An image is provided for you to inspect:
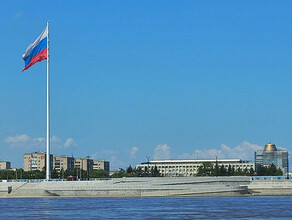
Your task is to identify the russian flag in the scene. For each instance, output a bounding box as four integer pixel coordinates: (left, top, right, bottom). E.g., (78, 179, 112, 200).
(22, 26, 48, 71)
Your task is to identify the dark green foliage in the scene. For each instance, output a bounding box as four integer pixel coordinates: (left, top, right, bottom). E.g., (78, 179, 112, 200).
(0, 168, 110, 180)
(227, 165, 232, 176)
(0, 170, 16, 180)
(152, 165, 160, 177)
(219, 165, 227, 176)
(20, 170, 45, 179)
(136, 167, 143, 177)
(214, 161, 219, 176)
(276, 168, 283, 176)
(126, 165, 133, 174)
(51, 169, 59, 178)
(143, 166, 149, 177)
(197, 162, 213, 176)
(111, 172, 137, 178)
(257, 164, 283, 176)
(197, 163, 255, 177)
(89, 169, 109, 178)
(270, 164, 277, 175)
(111, 165, 161, 178)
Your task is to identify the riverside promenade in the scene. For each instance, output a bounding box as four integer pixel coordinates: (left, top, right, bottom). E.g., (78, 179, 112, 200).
(0, 176, 250, 198)
(248, 179, 292, 196)
(1, 176, 292, 198)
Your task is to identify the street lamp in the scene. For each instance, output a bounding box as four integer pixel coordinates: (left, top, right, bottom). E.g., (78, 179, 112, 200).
(146, 156, 150, 177)
(215, 155, 218, 177)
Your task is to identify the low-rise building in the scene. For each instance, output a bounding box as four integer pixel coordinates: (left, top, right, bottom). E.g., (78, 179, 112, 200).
(136, 159, 255, 177)
(53, 156, 74, 172)
(23, 152, 53, 172)
(74, 158, 93, 171)
(93, 160, 110, 171)
(0, 161, 11, 170)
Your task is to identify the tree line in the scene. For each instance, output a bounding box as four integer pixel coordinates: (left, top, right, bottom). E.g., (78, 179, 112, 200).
(111, 165, 160, 178)
(256, 164, 283, 176)
(197, 162, 282, 176)
(0, 168, 109, 180)
(0, 163, 283, 180)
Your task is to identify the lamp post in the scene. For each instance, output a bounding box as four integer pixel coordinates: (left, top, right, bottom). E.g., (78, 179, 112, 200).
(146, 156, 150, 177)
(86, 156, 91, 180)
(215, 155, 218, 177)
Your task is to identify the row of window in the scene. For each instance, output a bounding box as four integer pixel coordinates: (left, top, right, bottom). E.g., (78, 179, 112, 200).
(144, 164, 254, 169)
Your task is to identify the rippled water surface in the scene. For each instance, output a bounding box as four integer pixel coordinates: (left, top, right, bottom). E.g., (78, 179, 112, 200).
(0, 197, 292, 219)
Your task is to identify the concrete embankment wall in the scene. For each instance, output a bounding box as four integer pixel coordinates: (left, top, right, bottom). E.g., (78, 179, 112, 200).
(248, 180, 292, 196)
(0, 176, 250, 198)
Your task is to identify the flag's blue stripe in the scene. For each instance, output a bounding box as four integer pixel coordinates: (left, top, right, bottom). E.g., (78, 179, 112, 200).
(23, 37, 47, 67)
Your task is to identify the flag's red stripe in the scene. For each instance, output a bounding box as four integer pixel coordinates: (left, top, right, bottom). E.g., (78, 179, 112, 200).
(22, 48, 47, 72)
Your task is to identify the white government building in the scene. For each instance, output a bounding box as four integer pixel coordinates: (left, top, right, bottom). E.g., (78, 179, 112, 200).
(136, 159, 255, 177)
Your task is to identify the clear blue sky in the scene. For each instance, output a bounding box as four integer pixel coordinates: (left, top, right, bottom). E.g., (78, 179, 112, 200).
(1, 1, 292, 169)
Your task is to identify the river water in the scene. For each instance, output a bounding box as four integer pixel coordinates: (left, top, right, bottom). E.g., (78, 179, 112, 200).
(0, 197, 291, 219)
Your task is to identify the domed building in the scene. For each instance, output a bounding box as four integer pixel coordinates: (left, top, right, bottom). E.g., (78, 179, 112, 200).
(255, 143, 288, 176)
(264, 143, 277, 152)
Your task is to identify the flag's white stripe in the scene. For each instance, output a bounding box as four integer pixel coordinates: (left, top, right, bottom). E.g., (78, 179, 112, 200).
(23, 26, 48, 59)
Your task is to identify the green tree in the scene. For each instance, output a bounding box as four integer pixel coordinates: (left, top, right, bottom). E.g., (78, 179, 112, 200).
(219, 165, 227, 176)
(237, 167, 246, 176)
(270, 164, 277, 176)
(197, 162, 214, 176)
(150, 166, 154, 177)
(257, 164, 282, 176)
(51, 169, 59, 179)
(152, 165, 160, 177)
(214, 162, 219, 176)
(111, 172, 137, 178)
(126, 165, 133, 174)
(64, 169, 75, 178)
(244, 167, 248, 176)
(136, 167, 143, 177)
(144, 166, 149, 177)
(89, 169, 109, 178)
(276, 168, 283, 176)
(227, 165, 232, 176)
(0, 170, 15, 180)
(111, 172, 127, 178)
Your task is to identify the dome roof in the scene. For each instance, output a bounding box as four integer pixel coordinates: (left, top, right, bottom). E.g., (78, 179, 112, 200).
(264, 143, 277, 152)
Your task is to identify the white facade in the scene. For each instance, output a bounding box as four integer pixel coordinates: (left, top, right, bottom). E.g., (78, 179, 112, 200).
(136, 159, 255, 177)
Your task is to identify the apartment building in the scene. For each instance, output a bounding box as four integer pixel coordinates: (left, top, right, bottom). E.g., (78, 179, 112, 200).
(0, 161, 11, 170)
(23, 152, 53, 172)
(74, 158, 93, 171)
(93, 160, 110, 171)
(53, 156, 74, 172)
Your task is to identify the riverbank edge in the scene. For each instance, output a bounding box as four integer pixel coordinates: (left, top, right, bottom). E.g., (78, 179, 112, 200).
(0, 177, 291, 198)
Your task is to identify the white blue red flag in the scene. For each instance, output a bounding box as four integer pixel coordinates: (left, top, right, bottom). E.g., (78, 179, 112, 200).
(22, 26, 48, 71)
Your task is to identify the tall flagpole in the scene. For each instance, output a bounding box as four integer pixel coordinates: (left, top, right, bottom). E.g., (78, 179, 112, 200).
(46, 20, 50, 180)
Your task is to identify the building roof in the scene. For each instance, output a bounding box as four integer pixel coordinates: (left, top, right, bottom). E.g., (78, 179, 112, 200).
(264, 143, 277, 152)
(140, 159, 251, 164)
